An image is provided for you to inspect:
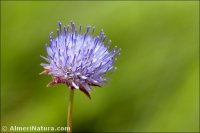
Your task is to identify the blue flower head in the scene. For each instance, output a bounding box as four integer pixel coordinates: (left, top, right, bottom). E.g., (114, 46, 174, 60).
(40, 21, 121, 98)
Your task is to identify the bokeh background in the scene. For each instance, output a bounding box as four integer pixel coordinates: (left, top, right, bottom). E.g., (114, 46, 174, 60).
(1, 1, 199, 132)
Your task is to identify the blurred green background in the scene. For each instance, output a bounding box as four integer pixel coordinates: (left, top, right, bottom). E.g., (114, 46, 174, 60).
(1, 1, 199, 132)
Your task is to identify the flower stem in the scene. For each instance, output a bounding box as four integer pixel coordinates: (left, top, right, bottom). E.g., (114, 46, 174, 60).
(67, 89, 74, 133)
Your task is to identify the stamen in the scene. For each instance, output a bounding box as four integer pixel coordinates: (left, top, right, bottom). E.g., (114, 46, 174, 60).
(86, 26, 91, 34)
(102, 35, 106, 42)
(50, 32, 53, 47)
(79, 25, 82, 34)
(92, 27, 95, 35)
(57, 29, 59, 37)
(70, 21, 75, 33)
(64, 26, 67, 36)
(58, 21, 62, 34)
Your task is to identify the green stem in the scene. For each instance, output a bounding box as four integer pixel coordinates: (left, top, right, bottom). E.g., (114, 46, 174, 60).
(67, 89, 74, 133)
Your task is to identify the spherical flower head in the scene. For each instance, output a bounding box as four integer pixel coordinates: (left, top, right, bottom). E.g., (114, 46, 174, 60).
(40, 21, 121, 98)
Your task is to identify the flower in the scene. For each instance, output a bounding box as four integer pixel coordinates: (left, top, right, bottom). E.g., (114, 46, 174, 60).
(40, 21, 121, 98)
